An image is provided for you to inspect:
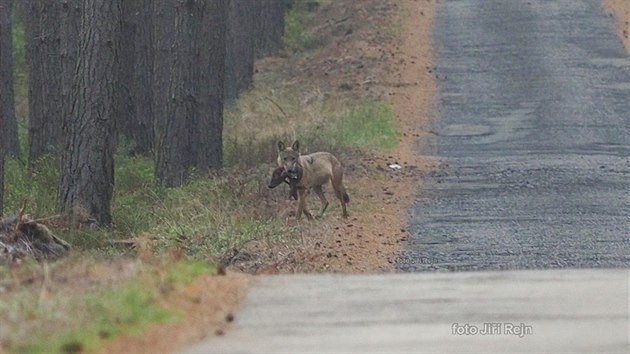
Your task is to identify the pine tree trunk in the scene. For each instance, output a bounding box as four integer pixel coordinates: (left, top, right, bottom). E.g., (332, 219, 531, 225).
(115, 0, 136, 149)
(58, 0, 121, 227)
(254, 0, 287, 58)
(24, 0, 62, 163)
(155, 0, 226, 187)
(225, 0, 255, 103)
(118, 0, 154, 156)
(0, 0, 19, 157)
(130, 0, 154, 155)
(153, 0, 176, 170)
(196, 0, 226, 172)
(60, 0, 80, 136)
(0, 151, 4, 215)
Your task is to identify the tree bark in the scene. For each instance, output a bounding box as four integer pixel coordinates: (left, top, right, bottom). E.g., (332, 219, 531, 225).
(155, 0, 226, 187)
(115, 0, 136, 149)
(117, 0, 154, 156)
(58, 0, 121, 227)
(254, 0, 287, 58)
(196, 0, 226, 172)
(153, 0, 176, 169)
(60, 0, 80, 136)
(0, 0, 19, 157)
(0, 151, 4, 215)
(130, 0, 154, 155)
(24, 0, 63, 163)
(224, 0, 255, 103)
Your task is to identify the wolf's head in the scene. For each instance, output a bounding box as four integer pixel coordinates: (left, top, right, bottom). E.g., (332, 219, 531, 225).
(277, 140, 301, 179)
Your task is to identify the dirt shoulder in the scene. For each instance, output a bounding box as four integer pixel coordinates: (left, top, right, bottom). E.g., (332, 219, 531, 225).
(320, 0, 438, 273)
(602, 0, 630, 51)
(98, 271, 251, 354)
(227, 0, 437, 274)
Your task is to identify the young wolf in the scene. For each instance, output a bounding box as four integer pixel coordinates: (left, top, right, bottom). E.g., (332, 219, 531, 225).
(277, 140, 349, 220)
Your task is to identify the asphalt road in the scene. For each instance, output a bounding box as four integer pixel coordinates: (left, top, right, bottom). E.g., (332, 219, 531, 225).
(404, 0, 630, 271)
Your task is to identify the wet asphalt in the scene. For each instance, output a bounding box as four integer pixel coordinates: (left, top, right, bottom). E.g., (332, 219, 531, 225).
(404, 0, 630, 271)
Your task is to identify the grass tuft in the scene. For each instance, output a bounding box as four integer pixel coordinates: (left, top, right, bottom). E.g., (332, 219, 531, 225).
(3, 154, 58, 217)
(332, 102, 398, 152)
(284, 4, 321, 53)
(167, 261, 216, 286)
(14, 277, 178, 354)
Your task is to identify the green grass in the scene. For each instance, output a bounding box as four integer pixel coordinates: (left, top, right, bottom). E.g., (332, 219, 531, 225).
(111, 154, 159, 235)
(332, 102, 398, 152)
(167, 261, 216, 286)
(3, 154, 58, 217)
(144, 169, 287, 256)
(2, 150, 289, 260)
(9, 261, 215, 354)
(3, 261, 214, 354)
(12, 7, 26, 82)
(223, 74, 399, 168)
(284, 4, 321, 53)
(12, 7, 28, 123)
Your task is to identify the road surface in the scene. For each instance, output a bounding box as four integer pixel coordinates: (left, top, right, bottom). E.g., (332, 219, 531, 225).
(405, 0, 630, 271)
(183, 270, 629, 353)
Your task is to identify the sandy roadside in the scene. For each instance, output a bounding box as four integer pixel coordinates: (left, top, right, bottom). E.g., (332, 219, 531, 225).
(300, 0, 437, 273)
(602, 0, 630, 52)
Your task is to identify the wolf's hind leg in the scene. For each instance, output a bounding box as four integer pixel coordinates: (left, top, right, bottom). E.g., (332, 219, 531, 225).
(313, 185, 329, 217)
(331, 173, 349, 218)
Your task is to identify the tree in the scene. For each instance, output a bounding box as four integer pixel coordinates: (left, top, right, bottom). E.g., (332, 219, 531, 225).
(115, 0, 136, 150)
(254, 0, 287, 58)
(58, 0, 121, 226)
(153, 0, 176, 166)
(59, 0, 81, 135)
(114, 0, 154, 156)
(196, 0, 226, 173)
(0, 0, 19, 157)
(0, 151, 3, 215)
(23, 0, 63, 164)
(129, 0, 154, 155)
(0, 0, 15, 214)
(155, 0, 226, 187)
(224, 0, 255, 103)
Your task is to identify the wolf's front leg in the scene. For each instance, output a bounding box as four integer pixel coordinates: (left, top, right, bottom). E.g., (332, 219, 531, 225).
(296, 188, 313, 220)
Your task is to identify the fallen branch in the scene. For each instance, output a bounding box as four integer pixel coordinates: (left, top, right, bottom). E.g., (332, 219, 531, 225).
(0, 214, 71, 265)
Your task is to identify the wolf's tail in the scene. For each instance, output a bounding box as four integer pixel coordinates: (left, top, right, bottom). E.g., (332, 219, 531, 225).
(343, 192, 350, 203)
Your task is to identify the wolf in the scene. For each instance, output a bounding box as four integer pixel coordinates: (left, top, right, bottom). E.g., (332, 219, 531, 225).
(276, 140, 349, 220)
(267, 166, 299, 200)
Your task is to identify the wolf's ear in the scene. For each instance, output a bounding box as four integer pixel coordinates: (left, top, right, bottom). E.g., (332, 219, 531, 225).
(277, 141, 286, 151)
(291, 140, 300, 153)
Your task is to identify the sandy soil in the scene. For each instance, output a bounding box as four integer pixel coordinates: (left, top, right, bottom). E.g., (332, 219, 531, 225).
(99, 271, 251, 354)
(602, 0, 630, 51)
(226, 0, 437, 275)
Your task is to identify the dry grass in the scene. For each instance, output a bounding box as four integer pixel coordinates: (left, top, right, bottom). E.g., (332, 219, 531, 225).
(0, 257, 227, 353)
